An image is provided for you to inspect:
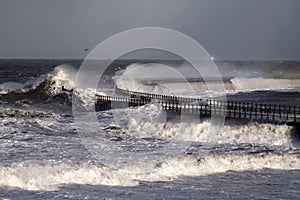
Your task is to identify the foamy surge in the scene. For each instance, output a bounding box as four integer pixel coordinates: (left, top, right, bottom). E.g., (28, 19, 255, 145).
(73, 88, 107, 109)
(1, 153, 299, 191)
(49, 65, 76, 95)
(0, 65, 76, 96)
(123, 106, 296, 146)
(135, 121, 295, 146)
(0, 82, 24, 94)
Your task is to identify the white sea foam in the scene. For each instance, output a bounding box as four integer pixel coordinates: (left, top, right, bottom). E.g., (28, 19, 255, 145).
(0, 82, 24, 94)
(0, 162, 137, 191)
(73, 88, 107, 109)
(50, 65, 77, 94)
(123, 109, 295, 146)
(0, 65, 76, 96)
(1, 153, 299, 191)
(181, 122, 291, 146)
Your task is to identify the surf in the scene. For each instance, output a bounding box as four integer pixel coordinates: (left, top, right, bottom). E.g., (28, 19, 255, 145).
(0, 65, 76, 104)
(1, 153, 299, 191)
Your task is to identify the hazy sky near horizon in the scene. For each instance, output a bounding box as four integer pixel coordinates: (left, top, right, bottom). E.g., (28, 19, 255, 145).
(0, 0, 300, 60)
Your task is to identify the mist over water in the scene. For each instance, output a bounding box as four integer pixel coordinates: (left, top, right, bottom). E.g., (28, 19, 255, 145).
(114, 61, 300, 98)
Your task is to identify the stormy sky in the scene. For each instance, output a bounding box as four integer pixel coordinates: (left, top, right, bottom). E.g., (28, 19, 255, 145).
(0, 0, 300, 60)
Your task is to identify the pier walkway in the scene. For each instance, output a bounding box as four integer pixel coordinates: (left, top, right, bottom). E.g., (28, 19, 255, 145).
(95, 87, 300, 129)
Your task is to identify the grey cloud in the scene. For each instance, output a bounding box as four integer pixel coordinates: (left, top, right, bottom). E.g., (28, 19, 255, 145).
(0, 0, 299, 60)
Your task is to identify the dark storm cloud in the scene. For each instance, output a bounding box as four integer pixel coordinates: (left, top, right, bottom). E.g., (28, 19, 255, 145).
(0, 0, 299, 60)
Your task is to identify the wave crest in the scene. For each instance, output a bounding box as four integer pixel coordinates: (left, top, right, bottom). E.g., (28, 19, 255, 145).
(0, 65, 76, 103)
(1, 153, 300, 191)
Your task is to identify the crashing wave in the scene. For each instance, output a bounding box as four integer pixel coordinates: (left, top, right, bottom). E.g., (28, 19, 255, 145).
(0, 65, 76, 103)
(1, 153, 299, 191)
(108, 108, 297, 147)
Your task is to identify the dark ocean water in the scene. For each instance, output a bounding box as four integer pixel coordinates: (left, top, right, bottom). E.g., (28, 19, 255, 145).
(0, 59, 300, 199)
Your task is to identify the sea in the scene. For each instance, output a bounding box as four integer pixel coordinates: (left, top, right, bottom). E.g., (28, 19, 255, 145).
(0, 59, 300, 199)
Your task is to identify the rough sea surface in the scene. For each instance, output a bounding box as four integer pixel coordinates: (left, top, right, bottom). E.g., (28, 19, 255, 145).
(0, 59, 300, 199)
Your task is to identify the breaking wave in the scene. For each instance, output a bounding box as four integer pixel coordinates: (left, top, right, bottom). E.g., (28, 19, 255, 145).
(0, 65, 76, 104)
(0, 65, 109, 111)
(112, 106, 298, 147)
(1, 65, 75, 95)
(1, 63, 299, 105)
(1, 153, 299, 191)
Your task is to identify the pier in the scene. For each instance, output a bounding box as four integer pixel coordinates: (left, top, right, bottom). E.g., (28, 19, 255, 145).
(95, 86, 300, 134)
(134, 77, 233, 85)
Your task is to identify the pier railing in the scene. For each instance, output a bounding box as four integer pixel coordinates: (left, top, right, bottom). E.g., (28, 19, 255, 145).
(95, 87, 300, 124)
